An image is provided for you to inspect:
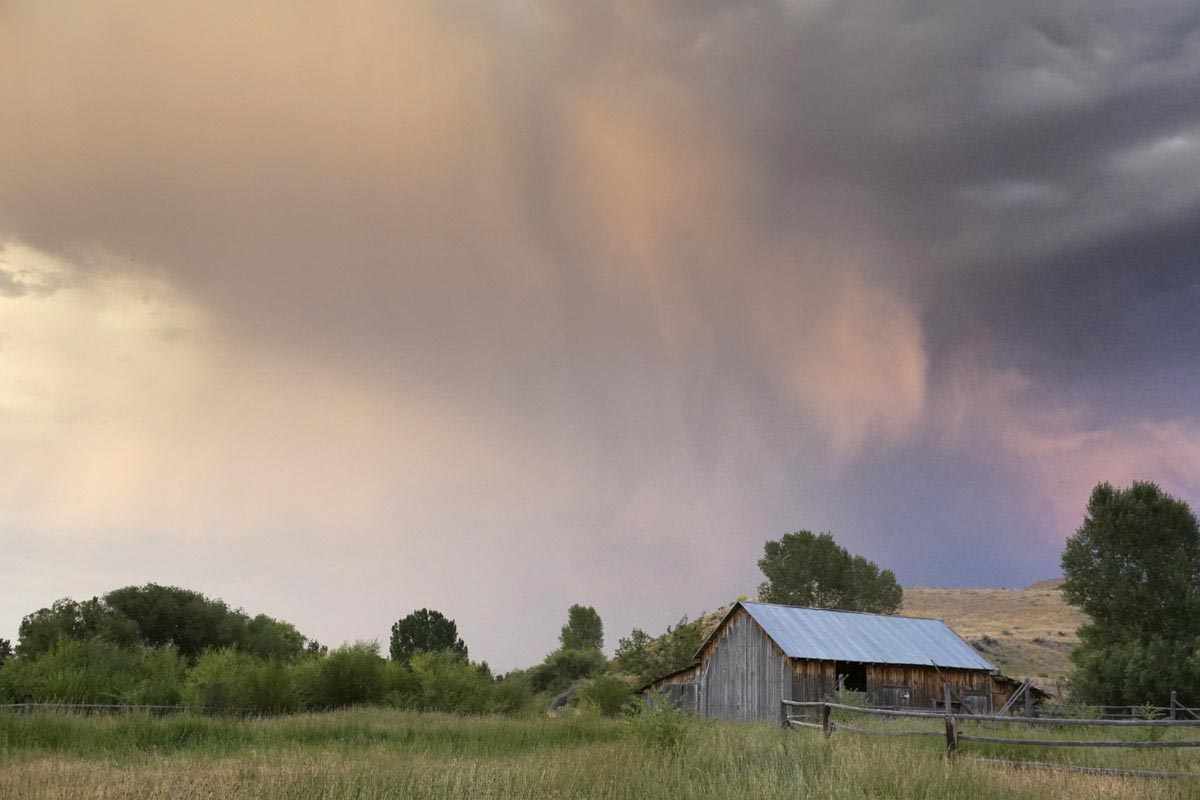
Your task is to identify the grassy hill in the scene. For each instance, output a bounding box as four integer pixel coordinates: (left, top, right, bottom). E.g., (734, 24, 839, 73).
(901, 584, 1086, 691)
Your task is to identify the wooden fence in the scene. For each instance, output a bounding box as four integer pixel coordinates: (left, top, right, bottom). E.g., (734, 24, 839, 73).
(0, 703, 190, 715)
(781, 695, 1200, 780)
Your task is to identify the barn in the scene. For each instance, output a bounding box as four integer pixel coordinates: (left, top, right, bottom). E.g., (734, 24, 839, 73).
(642, 601, 1013, 721)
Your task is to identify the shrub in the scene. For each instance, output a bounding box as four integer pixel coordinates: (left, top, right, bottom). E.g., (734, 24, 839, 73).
(490, 671, 535, 716)
(302, 641, 386, 709)
(0, 639, 185, 705)
(406, 651, 492, 713)
(184, 649, 303, 714)
(530, 648, 607, 695)
(627, 698, 688, 750)
(578, 674, 633, 717)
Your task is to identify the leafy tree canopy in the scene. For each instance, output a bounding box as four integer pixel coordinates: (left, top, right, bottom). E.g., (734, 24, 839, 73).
(389, 608, 468, 665)
(615, 616, 702, 685)
(15, 584, 316, 662)
(559, 604, 603, 651)
(757, 531, 902, 614)
(1061, 481, 1200, 705)
(0, 638, 11, 667)
(529, 647, 607, 695)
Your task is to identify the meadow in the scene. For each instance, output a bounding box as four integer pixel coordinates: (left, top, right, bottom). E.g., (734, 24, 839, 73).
(2, 707, 1198, 800)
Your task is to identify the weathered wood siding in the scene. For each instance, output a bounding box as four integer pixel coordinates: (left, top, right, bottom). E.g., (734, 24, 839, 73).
(698, 607, 792, 721)
(865, 664, 994, 710)
(643, 665, 700, 714)
(661, 667, 699, 687)
(791, 659, 837, 703)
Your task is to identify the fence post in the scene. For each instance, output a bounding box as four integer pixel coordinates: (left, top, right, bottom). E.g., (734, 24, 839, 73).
(1023, 682, 1033, 718)
(1171, 691, 1178, 720)
(943, 684, 958, 756)
(779, 700, 788, 729)
(822, 702, 832, 738)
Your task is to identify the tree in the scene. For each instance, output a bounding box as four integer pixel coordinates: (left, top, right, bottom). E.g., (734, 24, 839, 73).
(1061, 481, 1200, 705)
(389, 608, 468, 665)
(615, 617, 702, 684)
(757, 531, 902, 614)
(528, 647, 607, 694)
(15, 585, 316, 661)
(0, 638, 11, 667)
(614, 628, 654, 681)
(16, 597, 138, 659)
(559, 604, 603, 651)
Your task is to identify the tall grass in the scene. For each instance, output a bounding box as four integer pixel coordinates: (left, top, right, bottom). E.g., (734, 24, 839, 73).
(2, 707, 1197, 799)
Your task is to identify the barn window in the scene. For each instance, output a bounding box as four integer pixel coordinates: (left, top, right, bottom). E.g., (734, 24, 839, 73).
(834, 661, 867, 692)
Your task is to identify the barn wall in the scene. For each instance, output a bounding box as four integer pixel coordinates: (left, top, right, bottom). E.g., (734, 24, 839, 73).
(865, 664, 994, 711)
(698, 607, 792, 721)
(657, 667, 699, 687)
(791, 659, 837, 703)
(642, 665, 700, 715)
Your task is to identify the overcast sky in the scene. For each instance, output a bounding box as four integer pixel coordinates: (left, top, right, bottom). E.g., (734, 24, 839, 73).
(2, 1, 1199, 669)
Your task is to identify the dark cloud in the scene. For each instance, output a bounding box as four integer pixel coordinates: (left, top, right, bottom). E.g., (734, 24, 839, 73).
(1, 1, 1198, 667)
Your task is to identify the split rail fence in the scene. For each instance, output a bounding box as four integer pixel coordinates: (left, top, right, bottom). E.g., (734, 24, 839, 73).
(781, 692, 1200, 780)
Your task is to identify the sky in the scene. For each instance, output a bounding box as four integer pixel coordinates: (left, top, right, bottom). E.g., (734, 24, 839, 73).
(1, 1, 1199, 670)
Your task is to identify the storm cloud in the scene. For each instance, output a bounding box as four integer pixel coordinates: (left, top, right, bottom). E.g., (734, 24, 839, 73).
(2, 1, 1198, 667)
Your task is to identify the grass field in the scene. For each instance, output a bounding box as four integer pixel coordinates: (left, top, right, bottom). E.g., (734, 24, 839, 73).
(2, 708, 1198, 799)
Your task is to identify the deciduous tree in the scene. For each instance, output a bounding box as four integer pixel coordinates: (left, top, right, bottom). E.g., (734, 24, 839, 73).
(757, 531, 902, 614)
(389, 608, 468, 665)
(1061, 481, 1200, 705)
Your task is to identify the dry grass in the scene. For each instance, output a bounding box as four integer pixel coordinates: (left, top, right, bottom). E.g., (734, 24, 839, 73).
(2, 708, 1198, 799)
(901, 587, 1087, 689)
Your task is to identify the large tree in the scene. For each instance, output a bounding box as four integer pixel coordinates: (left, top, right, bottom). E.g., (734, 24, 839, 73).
(559, 604, 603, 651)
(15, 584, 314, 661)
(1061, 481, 1200, 705)
(389, 608, 468, 665)
(0, 638, 11, 667)
(757, 531, 902, 614)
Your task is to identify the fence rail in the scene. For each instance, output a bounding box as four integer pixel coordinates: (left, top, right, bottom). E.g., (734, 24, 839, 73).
(781, 697, 1200, 780)
(0, 703, 188, 712)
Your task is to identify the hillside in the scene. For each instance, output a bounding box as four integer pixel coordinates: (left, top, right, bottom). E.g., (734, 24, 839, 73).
(901, 585, 1087, 691)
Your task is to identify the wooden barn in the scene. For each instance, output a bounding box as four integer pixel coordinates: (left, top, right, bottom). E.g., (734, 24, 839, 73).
(643, 601, 1012, 721)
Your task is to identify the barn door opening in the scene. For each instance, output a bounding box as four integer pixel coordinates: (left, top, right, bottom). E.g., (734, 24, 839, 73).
(834, 661, 867, 693)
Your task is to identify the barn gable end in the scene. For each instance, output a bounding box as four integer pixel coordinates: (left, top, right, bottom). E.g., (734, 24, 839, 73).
(697, 605, 792, 721)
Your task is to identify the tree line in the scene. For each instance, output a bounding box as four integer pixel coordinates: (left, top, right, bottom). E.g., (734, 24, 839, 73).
(3, 481, 1194, 712)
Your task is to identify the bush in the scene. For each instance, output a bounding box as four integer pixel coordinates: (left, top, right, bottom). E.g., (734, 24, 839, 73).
(490, 671, 535, 716)
(406, 651, 493, 713)
(530, 648, 607, 695)
(627, 698, 688, 750)
(578, 674, 633, 717)
(301, 641, 386, 709)
(0, 639, 186, 705)
(184, 649, 304, 714)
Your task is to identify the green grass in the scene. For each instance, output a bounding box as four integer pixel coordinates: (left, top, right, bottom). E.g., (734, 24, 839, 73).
(2, 707, 1198, 799)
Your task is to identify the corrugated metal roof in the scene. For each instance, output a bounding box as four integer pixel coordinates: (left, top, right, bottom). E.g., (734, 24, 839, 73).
(720, 602, 995, 670)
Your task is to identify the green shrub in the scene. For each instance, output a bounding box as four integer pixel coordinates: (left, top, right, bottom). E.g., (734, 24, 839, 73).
(183, 649, 303, 714)
(407, 651, 492, 713)
(627, 698, 688, 750)
(0, 639, 185, 705)
(184, 649, 249, 712)
(530, 648, 607, 695)
(578, 674, 633, 717)
(302, 641, 386, 709)
(490, 671, 535, 715)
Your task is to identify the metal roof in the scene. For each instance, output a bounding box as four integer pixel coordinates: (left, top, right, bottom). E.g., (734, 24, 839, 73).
(710, 602, 995, 671)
